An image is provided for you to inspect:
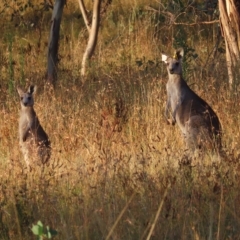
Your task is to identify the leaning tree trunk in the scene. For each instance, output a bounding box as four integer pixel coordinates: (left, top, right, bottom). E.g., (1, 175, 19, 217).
(78, 0, 91, 32)
(80, 0, 101, 77)
(219, 0, 240, 87)
(47, 0, 65, 84)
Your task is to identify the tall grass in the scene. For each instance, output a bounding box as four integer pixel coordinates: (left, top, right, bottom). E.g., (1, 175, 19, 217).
(0, 0, 240, 239)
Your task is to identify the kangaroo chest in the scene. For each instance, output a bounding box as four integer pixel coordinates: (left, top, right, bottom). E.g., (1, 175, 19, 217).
(167, 81, 185, 110)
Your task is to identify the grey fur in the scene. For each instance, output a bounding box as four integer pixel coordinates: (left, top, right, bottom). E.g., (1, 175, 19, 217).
(17, 85, 51, 168)
(162, 48, 222, 152)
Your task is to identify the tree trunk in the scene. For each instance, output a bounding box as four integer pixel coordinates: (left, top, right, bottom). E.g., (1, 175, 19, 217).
(78, 0, 91, 33)
(47, 0, 65, 84)
(81, 0, 101, 77)
(219, 0, 240, 87)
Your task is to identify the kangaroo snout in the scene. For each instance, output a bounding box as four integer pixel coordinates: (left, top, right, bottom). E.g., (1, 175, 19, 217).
(23, 101, 29, 106)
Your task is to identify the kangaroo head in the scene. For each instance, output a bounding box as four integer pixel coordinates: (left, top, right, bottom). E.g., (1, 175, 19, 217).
(17, 85, 36, 107)
(162, 48, 184, 75)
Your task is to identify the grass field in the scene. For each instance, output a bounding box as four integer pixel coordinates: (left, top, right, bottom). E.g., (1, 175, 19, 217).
(1, 0, 240, 239)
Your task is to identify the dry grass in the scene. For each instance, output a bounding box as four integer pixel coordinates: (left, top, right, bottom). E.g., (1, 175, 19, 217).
(1, 1, 240, 239)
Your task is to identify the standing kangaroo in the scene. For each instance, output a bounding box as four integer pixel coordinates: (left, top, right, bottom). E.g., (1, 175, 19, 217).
(162, 48, 222, 152)
(17, 85, 51, 168)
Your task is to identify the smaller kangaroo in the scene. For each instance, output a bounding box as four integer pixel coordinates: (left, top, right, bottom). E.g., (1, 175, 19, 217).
(17, 85, 51, 168)
(162, 48, 222, 153)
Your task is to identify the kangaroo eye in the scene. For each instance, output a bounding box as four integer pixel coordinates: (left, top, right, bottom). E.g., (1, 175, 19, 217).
(28, 97, 31, 100)
(20, 97, 23, 100)
(175, 62, 179, 66)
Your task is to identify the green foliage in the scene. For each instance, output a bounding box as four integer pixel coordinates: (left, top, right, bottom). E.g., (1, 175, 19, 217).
(173, 34, 198, 80)
(31, 221, 58, 240)
(1, 0, 48, 16)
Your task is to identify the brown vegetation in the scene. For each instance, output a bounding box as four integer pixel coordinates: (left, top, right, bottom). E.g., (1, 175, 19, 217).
(0, 0, 240, 239)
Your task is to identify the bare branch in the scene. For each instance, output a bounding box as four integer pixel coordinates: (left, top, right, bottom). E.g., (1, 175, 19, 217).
(173, 20, 219, 26)
(145, 5, 219, 26)
(78, 0, 91, 33)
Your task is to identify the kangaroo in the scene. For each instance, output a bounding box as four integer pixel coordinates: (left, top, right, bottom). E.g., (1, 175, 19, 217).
(17, 85, 51, 168)
(162, 48, 222, 153)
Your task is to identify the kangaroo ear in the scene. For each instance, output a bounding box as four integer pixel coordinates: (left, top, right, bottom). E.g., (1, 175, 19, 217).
(174, 48, 184, 60)
(28, 85, 37, 94)
(161, 53, 168, 63)
(17, 87, 24, 96)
